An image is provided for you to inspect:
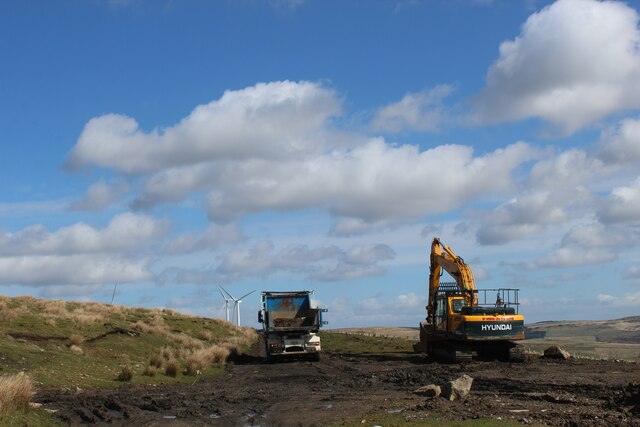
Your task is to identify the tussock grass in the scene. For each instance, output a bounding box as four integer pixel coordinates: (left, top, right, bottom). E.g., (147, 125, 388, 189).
(142, 365, 156, 377)
(149, 354, 163, 369)
(68, 335, 84, 346)
(165, 359, 179, 377)
(0, 373, 32, 416)
(116, 366, 133, 382)
(0, 294, 259, 389)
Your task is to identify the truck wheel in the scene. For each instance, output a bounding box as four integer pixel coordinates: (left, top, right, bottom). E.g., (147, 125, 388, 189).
(307, 353, 320, 362)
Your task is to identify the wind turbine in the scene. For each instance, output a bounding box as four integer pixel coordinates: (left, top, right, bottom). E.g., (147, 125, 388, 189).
(219, 286, 255, 326)
(217, 285, 233, 322)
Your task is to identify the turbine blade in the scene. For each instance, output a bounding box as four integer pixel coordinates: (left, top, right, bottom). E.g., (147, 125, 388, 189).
(237, 290, 255, 301)
(218, 285, 235, 300)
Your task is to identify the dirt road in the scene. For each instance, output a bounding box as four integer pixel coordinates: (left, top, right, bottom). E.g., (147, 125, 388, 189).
(36, 345, 639, 426)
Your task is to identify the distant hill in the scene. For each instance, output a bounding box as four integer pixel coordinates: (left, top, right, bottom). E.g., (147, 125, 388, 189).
(332, 316, 640, 361)
(525, 316, 640, 344)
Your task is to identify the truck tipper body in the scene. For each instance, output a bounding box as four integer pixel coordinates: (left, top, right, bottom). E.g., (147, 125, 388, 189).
(258, 291, 327, 361)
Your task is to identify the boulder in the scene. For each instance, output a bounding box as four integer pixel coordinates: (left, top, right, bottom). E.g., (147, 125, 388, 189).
(441, 374, 473, 401)
(414, 384, 441, 398)
(543, 345, 571, 360)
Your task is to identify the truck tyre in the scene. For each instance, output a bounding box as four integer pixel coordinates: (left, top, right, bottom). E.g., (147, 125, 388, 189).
(307, 353, 320, 362)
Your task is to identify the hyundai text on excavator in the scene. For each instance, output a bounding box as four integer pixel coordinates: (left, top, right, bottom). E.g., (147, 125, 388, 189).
(414, 237, 525, 362)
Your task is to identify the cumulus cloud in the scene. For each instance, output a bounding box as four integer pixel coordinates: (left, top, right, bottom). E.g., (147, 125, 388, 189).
(525, 247, 616, 270)
(329, 292, 426, 326)
(623, 266, 640, 285)
(69, 179, 130, 211)
(159, 241, 395, 284)
(164, 224, 245, 254)
(598, 177, 640, 225)
(598, 117, 640, 165)
(67, 81, 536, 229)
(476, 191, 572, 245)
(0, 213, 166, 286)
(66, 81, 341, 174)
(371, 85, 455, 133)
(0, 255, 150, 286)
(597, 291, 640, 307)
(527, 149, 606, 190)
(204, 140, 535, 223)
(475, 0, 640, 133)
(0, 212, 167, 256)
(560, 223, 639, 248)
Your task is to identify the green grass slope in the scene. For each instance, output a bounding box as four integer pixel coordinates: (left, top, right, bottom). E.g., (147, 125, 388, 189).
(524, 316, 640, 361)
(0, 295, 258, 389)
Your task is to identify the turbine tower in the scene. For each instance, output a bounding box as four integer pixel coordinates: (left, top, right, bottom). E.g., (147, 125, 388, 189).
(217, 285, 233, 322)
(218, 286, 255, 327)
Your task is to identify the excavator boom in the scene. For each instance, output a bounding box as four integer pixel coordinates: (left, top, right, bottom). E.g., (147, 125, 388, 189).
(428, 237, 476, 318)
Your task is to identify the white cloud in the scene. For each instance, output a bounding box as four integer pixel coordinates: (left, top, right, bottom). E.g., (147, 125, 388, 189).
(526, 247, 616, 270)
(67, 81, 535, 229)
(0, 213, 165, 286)
(204, 140, 535, 223)
(371, 85, 454, 133)
(560, 222, 639, 248)
(623, 266, 640, 285)
(160, 241, 395, 284)
(597, 291, 640, 307)
(69, 179, 130, 211)
(165, 224, 245, 254)
(598, 177, 640, 225)
(329, 292, 426, 326)
(476, 191, 571, 245)
(475, 0, 640, 133)
(0, 255, 150, 286)
(527, 149, 605, 190)
(0, 212, 167, 256)
(598, 117, 640, 165)
(66, 81, 341, 174)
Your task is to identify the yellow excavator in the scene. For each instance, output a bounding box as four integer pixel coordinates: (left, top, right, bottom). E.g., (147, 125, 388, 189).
(415, 237, 525, 362)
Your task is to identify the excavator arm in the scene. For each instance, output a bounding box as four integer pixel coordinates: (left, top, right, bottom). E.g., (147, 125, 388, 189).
(427, 237, 476, 318)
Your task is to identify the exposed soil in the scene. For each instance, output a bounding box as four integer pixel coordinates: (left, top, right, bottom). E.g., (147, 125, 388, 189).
(36, 340, 639, 426)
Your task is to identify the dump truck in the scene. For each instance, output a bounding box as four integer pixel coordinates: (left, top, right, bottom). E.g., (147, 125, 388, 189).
(258, 291, 327, 362)
(414, 237, 525, 362)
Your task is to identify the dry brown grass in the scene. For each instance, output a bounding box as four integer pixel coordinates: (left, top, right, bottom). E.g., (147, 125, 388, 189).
(142, 366, 156, 377)
(72, 313, 105, 328)
(149, 354, 163, 369)
(68, 335, 84, 346)
(69, 345, 83, 355)
(159, 346, 174, 361)
(0, 373, 33, 415)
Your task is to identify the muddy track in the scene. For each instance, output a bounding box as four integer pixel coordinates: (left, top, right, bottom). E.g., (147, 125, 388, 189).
(36, 346, 639, 426)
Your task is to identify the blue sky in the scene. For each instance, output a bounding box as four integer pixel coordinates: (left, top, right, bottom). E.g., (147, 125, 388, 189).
(1, 0, 640, 327)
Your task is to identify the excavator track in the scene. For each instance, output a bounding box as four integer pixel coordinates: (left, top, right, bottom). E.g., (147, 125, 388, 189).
(429, 343, 473, 363)
(508, 344, 526, 363)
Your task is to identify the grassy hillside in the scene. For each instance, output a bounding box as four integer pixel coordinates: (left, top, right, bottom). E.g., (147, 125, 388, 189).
(523, 316, 640, 361)
(0, 295, 257, 389)
(524, 316, 640, 343)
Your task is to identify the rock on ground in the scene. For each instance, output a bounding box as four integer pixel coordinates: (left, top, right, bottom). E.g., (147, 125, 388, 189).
(414, 384, 441, 398)
(441, 374, 473, 401)
(543, 345, 571, 360)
